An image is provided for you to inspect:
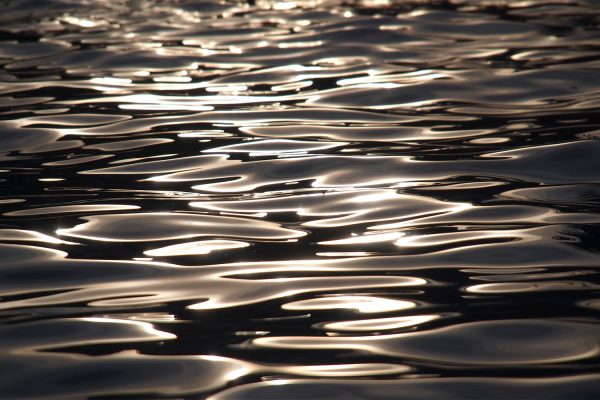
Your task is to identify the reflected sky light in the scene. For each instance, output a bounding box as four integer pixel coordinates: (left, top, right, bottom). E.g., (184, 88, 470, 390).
(1, 0, 599, 398)
(282, 295, 416, 313)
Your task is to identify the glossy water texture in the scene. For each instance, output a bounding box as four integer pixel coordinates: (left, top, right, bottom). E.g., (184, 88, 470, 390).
(1, 0, 600, 398)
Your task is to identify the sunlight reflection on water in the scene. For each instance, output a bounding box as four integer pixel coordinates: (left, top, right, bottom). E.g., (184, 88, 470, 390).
(1, 0, 600, 398)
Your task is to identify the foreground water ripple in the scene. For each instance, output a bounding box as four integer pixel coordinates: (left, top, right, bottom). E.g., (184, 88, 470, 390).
(1, 0, 600, 398)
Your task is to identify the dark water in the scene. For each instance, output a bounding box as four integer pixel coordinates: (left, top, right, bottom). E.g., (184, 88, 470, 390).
(1, 0, 600, 398)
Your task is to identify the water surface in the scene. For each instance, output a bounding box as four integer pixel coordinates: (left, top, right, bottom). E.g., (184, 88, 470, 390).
(1, 0, 600, 398)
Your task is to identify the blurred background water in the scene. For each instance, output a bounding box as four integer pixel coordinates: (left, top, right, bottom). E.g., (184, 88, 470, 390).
(1, 0, 600, 398)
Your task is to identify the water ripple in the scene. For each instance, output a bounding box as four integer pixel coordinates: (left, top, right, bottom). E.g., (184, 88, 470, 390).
(1, 0, 599, 398)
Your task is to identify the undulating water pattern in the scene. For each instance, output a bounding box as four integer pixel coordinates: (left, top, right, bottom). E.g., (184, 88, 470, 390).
(1, 0, 600, 398)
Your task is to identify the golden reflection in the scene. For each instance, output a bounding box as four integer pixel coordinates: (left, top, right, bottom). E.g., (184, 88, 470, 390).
(273, 2, 298, 11)
(144, 240, 250, 257)
(153, 76, 192, 83)
(282, 295, 416, 313)
(394, 229, 525, 248)
(0, 229, 75, 244)
(4, 204, 140, 217)
(90, 77, 132, 86)
(316, 251, 373, 257)
(83, 317, 176, 341)
(322, 315, 440, 332)
(187, 276, 425, 311)
(251, 319, 600, 365)
(56, 212, 305, 242)
(282, 363, 409, 377)
(278, 40, 323, 48)
(224, 367, 250, 381)
(319, 232, 404, 245)
(466, 281, 597, 294)
(60, 16, 99, 28)
(203, 139, 346, 155)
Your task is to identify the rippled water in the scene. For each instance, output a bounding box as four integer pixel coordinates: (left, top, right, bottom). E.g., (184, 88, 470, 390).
(1, 0, 600, 398)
